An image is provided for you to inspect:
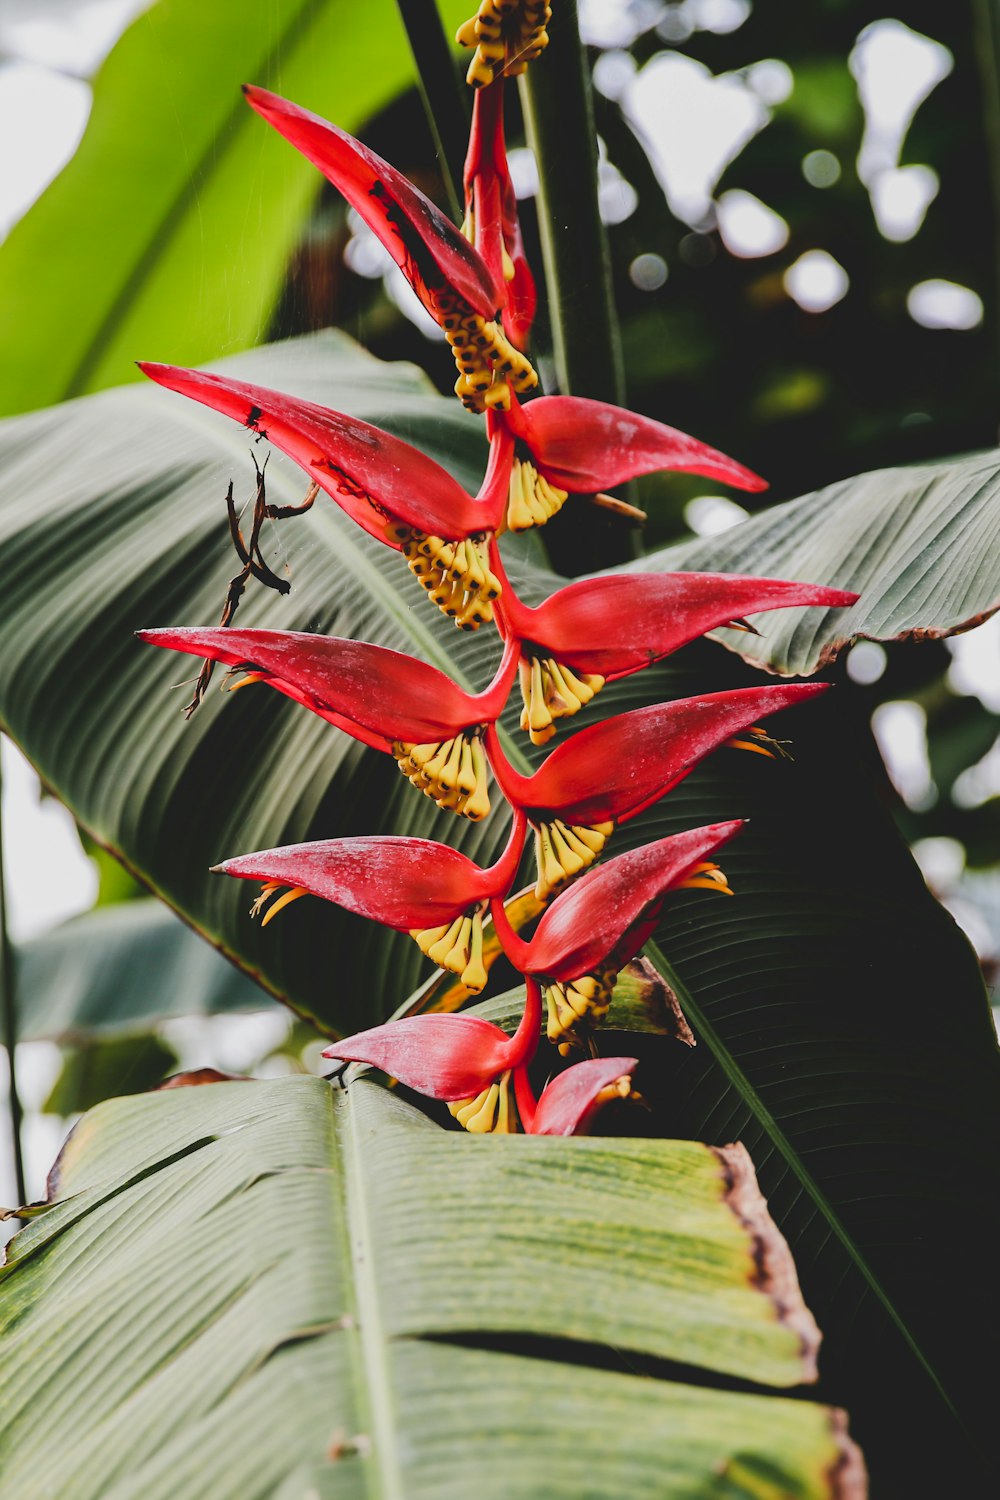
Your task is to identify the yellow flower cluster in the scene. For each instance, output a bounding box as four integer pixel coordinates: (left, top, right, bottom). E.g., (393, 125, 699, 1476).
(411, 906, 489, 991)
(388, 524, 502, 629)
(393, 731, 492, 821)
(518, 653, 605, 745)
(505, 457, 569, 532)
(533, 817, 614, 900)
(456, 0, 552, 88)
(544, 968, 617, 1054)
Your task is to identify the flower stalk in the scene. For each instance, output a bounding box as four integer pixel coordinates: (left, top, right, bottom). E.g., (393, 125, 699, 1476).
(138, 1, 859, 1134)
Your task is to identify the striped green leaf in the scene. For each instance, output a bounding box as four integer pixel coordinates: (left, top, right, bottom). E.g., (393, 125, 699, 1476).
(631, 450, 1000, 675)
(0, 333, 995, 1490)
(0, 0, 470, 416)
(0, 1075, 861, 1498)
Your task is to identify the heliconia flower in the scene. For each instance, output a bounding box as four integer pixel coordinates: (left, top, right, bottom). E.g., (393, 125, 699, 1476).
(242, 85, 536, 412)
(519, 1056, 640, 1135)
(456, 0, 551, 89)
(498, 571, 859, 743)
(136, 362, 509, 628)
(485, 682, 828, 898)
(321, 977, 637, 1136)
(497, 394, 767, 535)
(138, 626, 519, 822)
(323, 975, 545, 1130)
(463, 82, 537, 349)
(215, 814, 527, 994)
(492, 821, 741, 1049)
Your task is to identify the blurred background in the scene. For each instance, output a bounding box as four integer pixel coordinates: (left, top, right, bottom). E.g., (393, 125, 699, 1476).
(1, 0, 997, 1209)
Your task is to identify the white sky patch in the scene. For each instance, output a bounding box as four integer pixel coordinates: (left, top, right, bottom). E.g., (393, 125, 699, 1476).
(1, 739, 97, 944)
(871, 699, 935, 809)
(907, 279, 983, 330)
(947, 613, 1000, 710)
(784, 249, 849, 312)
(849, 20, 952, 244)
(506, 146, 539, 200)
(622, 52, 769, 226)
(598, 143, 639, 225)
(846, 640, 887, 684)
(716, 189, 788, 257)
(0, 0, 152, 77)
(870, 163, 939, 242)
(952, 737, 1000, 810)
(0, 63, 91, 240)
(593, 48, 637, 101)
(579, 0, 664, 48)
(912, 836, 966, 890)
(685, 494, 749, 536)
(744, 58, 794, 107)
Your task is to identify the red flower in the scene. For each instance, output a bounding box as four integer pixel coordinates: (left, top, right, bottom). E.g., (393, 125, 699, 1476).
(499, 570, 858, 743)
(215, 814, 526, 993)
(138, 626, 518, 820)
(494, 820, 742, 1049)
(521, 1056, 640, 1136)
(485, 682, 827, 898)
(321, 979, 638, 1136)
(137, 362, 510, 629)
(242, 85, 536, 412)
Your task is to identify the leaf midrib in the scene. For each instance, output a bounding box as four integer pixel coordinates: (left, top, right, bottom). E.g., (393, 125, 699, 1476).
(333, 1084, 404, 1500)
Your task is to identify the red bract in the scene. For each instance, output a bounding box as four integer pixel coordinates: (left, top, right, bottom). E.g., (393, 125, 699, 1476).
(503, 572, 859, 685)
(492, 682, 827, 828)
(486, 682, 826, 898)
(137, 362, 511, 630)
(136, 364, 491, 544)
(522, 821, 743, 981)
(137, 627, 512, 749)
(242, 85, 536, 414)
(139, 626, 518, 820)
(243, 85, 502, 320)
(216, 818, 526, 993)
(524, 1057, 640, 1136)
(324, 1013, 522, 1099)
(322, 976, 544, 1123)
(491, 821, 741, 1052)
(505, 394, 768, 495)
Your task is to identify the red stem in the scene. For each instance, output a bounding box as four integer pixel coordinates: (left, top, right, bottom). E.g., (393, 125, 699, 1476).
(502, 975, 543, 1068)
(484, 721, 533, 806)
(489, 889, 532, 971)
(472, 632, 520, 719)
(513, 1063, 538, 1131)
(475, 420, 515, 525)
(482, 807, 528, 896)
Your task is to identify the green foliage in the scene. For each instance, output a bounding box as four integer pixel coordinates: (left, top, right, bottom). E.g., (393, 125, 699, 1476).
(636, 448, 1000, 675)
(0, 0, 470, 416)
(15, 900, 274, 1044)
(0, 1076, 858, 1498)
(0, 332, 996, 1488)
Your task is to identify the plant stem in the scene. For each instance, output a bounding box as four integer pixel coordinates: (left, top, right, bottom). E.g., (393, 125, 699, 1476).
(973, 0, 1000, 378)
(0, 740, 26, 1209)
(518, 0, 632, 571)
(395, 0, 470, 220)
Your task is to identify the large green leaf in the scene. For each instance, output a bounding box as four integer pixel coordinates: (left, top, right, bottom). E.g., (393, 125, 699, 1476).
(0, 0, 470, 416)
(0, 1075, 860, 1497)
(0, 332, 996, 1492)
(631, 450, 1000, 675)
(15, 899, 274, 1043)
